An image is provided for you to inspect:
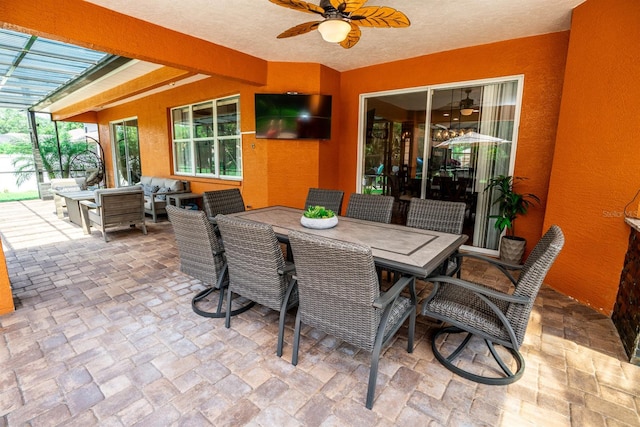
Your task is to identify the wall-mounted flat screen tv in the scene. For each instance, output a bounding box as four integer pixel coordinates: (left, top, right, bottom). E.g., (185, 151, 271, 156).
(255, 93, 332, 140)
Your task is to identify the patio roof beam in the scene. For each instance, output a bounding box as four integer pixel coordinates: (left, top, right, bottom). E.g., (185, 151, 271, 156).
(31, 56, 132, 113)
(49, 66, 196, 120)
(3, 74, 68, 85)
(0, 60, 83, 76)
(0, 33, 36, 89)
(0, 42, 100, 64)
(0, 86, 48, 96)
(0, 81, 57, 91)
(0, 95, 41, 103)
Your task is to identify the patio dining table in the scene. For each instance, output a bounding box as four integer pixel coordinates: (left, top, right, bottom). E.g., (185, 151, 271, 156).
(53, 189, 95, 228)
(229, 206, 467, 278)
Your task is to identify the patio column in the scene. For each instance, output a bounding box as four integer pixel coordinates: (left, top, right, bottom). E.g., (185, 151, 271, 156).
(0, 245, 14, 315)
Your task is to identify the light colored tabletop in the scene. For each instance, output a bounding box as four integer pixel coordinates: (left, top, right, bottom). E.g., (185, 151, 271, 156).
(230, 206, 468, 278)
(55, 190, 95, 201)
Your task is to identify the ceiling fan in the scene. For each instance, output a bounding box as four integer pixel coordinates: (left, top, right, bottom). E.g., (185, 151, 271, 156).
(459, 89, 475, 116)
(269, 0, 410, 49)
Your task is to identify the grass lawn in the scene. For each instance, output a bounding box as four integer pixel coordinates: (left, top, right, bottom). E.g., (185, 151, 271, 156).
(0, 191, 39, 202)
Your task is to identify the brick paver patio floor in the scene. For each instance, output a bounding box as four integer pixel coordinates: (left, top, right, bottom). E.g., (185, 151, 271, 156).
(1, 199, 638, 426)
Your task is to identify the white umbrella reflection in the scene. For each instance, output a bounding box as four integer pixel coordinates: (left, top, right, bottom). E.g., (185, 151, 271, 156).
(435, 131, 509, 147)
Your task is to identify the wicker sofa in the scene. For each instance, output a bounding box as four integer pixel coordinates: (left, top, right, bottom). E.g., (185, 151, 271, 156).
(137, 176, 190, 222)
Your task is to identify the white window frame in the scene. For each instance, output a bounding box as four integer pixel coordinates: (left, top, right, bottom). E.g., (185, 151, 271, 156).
(356, 75, 524, 256)
(171, 95, 242, 180)
(110, 116, 140, 188)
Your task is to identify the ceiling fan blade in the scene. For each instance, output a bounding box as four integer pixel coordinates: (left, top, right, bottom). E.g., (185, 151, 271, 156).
(329, 0, 368, 14)
(350, 6, 410, 27)
(276, 21, 321, 38)
(269, 0, 324, 15)
(339, 23, 361, 49)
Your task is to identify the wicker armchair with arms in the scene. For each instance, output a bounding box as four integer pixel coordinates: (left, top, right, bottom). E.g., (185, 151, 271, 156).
(406, 198, 467, 276)
(79, 186, 147, 242)
(422, 225, 564, 385)
(288, 230, 416, 409)
(215, 214, 298, 357)
(166, 205, 254, 319)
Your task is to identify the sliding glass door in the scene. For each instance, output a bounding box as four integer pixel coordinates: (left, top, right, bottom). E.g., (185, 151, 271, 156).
(359, 77, 523, 254)
(110, 118, 141, 187)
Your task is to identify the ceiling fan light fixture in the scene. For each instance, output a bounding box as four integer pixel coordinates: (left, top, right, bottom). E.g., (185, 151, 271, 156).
(460, 89, 474, 116)
(318, 18, 351, 43)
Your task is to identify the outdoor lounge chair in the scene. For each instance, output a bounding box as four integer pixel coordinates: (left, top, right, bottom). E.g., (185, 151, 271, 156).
(288, 230, 416, 409)
(166, 205, 253, 319)
(138, 176, 190, 223)
(422, 225, 564, 385)
(80, 186, 146, 242)
(215, 214, 298, 356)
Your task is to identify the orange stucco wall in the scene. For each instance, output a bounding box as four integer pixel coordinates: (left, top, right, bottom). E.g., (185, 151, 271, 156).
(339, 33, 570, 250)
(94, 62, 342, 211)
(544, 0, 640, 314)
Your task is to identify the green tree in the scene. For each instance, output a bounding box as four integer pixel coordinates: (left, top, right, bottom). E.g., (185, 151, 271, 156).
(1, 110, 99, 186)
(0, 108, 28, 134)
(0, 139, 30, 155)
(11, 137, 99, 185)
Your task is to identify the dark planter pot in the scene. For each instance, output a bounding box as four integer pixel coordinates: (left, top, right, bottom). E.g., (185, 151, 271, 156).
(500, 235, 526, 264)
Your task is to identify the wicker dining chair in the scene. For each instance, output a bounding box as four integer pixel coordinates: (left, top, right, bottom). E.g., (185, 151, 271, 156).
(215, 214, 298, 356)
(166, 206, 254, 318)
(202, 188, 246, 224)
(304, 188, 344, 214)
(406, 198, 467, 276)
(288, 230, 416, 410)
(423, 225, 564, 385)
(345, 193, 395, 224)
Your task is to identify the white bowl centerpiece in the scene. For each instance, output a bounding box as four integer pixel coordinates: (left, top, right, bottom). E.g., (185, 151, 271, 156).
(300, 205, 338, 229)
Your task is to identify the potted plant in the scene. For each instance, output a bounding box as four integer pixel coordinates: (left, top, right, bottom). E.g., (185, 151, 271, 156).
(485, 175, 540, 264)
(300, 205, 338, 229)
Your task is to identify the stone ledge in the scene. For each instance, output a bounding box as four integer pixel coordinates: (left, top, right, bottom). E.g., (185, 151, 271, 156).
(625, 217, 640, 233)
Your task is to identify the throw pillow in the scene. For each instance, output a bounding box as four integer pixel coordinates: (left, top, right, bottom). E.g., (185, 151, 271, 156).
(156, 186, 171, 201)
(143, 184, 159, 197)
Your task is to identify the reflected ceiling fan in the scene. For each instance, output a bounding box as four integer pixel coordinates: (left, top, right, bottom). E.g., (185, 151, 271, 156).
(269, 0, 410, 49)
(459, 89, 476, 116)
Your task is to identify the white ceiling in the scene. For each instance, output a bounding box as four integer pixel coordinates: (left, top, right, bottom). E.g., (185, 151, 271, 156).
(41, 0, 586, 115)
(86, 0, 585, 72)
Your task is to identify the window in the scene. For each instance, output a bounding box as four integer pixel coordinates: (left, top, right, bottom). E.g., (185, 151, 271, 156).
(172, 95, 241, 179)
(111, 117, 141, 187)
(359, 76, 523, 255)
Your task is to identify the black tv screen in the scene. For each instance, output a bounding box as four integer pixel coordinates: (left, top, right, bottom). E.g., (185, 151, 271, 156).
(255, 93, 332, 140)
